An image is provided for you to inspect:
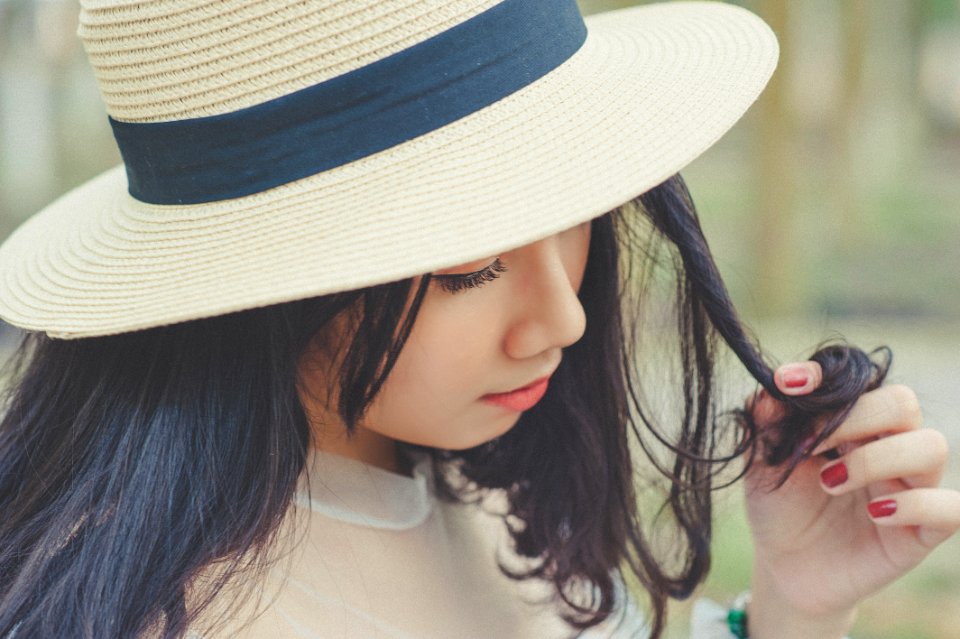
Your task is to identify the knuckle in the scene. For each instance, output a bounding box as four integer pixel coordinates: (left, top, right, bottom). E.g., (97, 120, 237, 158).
(916, 428, 949, 467)
(913, 497, 932, 523)
(854, 447, 873, 482)
(888, 384, 922, 427)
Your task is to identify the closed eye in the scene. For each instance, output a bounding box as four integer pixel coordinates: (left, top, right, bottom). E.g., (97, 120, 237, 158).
(432, 258, 507, 294)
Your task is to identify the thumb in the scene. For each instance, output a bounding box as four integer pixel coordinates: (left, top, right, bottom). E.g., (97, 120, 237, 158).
(773, 361, 823, 396)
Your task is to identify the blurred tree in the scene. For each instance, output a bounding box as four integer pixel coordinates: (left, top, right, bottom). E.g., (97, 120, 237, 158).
(752, 0, 799, 315)
(830, 0, 867, 244)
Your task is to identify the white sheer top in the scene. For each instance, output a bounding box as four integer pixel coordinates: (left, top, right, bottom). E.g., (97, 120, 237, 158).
(194, 450, 734, 638)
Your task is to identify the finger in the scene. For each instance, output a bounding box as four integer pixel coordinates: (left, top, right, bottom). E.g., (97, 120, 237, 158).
(813, 384, 923, 455)
(774, 361, 823, 396)
(819, 428, 949, 494)
(866, 488, 960, 547)
(749, 388, 785, 428)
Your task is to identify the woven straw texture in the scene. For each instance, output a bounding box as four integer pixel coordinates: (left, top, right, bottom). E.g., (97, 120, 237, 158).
(0, 1, 778, 338)
(79, 0, 501, 122)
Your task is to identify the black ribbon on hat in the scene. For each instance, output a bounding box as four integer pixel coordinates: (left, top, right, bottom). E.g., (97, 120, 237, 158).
(109, 0, 588, 205)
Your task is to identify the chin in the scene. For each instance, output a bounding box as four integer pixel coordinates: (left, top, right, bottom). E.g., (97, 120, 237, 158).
(437, 415, 521, 451)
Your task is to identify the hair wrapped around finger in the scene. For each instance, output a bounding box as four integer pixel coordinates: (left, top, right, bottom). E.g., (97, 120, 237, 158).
(639, 176, 891, 486)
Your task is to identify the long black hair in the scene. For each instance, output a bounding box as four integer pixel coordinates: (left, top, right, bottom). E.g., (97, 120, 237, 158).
(0, 175, 886, 638)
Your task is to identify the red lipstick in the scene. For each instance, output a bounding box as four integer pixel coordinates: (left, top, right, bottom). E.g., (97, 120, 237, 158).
(481, 377, 550, 412)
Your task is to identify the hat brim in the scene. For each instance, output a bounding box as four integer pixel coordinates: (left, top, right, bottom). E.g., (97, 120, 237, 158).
(0, 1, 777, 338)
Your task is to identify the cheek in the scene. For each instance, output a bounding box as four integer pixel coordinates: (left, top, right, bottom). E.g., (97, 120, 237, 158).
(359, 297, 499, 447)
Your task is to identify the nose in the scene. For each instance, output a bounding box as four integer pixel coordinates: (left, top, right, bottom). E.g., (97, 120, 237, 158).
(502, 234, 588, 361)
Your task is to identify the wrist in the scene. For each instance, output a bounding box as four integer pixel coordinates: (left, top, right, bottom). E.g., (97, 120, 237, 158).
(747, 567, 857, 639)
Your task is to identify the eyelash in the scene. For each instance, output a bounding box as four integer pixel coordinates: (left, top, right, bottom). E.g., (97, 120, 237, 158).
(433, 258, 508, 294)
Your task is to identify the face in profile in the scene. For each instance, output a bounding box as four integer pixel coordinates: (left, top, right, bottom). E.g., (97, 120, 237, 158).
(298, 221, 592, 467)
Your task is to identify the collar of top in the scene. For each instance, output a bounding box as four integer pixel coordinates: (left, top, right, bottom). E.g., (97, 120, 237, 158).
(295, 449, 435, 530)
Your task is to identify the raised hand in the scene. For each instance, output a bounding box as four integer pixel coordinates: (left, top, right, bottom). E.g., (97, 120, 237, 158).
(743, 361, 960, 639)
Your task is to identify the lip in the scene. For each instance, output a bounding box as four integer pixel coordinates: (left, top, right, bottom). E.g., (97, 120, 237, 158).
(481, 376, 551, 412)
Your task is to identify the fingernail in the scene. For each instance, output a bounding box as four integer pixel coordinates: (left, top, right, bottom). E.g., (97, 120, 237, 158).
(820, 462, 848, 488)
(780, 364, 809, 389)
(868, 499, 897, 518)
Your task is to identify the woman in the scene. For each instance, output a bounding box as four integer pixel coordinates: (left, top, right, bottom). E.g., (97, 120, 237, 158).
(0, 1, 956, 637)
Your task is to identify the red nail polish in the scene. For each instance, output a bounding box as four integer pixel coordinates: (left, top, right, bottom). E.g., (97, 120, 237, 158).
(782, 369, 809, 389)
(868, 499, 897, 518)
(820, 462, 848, 488)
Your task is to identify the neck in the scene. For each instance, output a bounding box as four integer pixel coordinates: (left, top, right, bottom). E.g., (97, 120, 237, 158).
(311, 423, 410, 476)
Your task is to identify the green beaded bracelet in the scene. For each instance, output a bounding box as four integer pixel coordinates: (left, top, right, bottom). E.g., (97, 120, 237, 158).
(726, 591, 751, 639)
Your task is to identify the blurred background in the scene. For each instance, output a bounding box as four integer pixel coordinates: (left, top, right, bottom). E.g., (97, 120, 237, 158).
(1, 0, 958, 637)
(579, 2, 960, 638)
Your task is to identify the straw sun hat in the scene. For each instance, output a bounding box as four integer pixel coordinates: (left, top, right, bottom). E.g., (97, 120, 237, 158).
(0, 0, 778, 339)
